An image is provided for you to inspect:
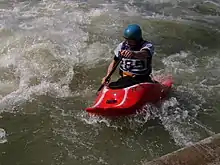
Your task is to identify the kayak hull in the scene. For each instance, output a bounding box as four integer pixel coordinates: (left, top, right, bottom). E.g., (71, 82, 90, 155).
(86, 77, 173, 117)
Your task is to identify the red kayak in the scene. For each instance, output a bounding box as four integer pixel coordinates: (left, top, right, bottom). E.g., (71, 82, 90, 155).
(86, 76, 173, 117)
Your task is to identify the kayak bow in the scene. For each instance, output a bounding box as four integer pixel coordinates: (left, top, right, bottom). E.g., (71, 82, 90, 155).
(86, 76, 173, 117)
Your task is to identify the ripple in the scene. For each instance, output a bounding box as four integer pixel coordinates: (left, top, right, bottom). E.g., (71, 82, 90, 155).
(0, 128, 7, 144)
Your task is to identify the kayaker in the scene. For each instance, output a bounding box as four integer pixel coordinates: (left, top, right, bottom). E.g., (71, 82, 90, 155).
(102, 24, 155, 89)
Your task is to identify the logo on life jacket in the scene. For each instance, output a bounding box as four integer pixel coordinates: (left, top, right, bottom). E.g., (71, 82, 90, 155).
(119, 40, 152, 76)
(120, 58, 147, 76)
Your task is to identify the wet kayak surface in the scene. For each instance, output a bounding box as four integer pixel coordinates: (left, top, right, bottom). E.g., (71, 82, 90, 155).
(0, 0, 220, 164)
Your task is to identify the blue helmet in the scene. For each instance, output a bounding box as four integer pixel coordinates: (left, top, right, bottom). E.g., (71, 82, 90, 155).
(123, 24, 142, 41)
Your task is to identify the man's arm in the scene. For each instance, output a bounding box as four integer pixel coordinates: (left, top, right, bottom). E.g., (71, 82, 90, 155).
(105, 42, 122, 76)
(132, 49, 151, 59)
(105, 59, 117, 76)
(133, 42, 154, 59)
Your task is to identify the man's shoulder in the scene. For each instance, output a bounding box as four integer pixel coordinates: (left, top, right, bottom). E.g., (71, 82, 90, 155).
(141, 40, 155, 55)
(114, 41, 125, 56)
(117, 41, 125, 47)
(141, 40, 154, 48)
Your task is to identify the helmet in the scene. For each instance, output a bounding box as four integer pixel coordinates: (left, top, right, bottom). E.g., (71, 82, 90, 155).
(123, 24, 142, 41)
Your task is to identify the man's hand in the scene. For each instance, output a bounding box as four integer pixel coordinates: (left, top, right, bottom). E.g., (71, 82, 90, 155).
(120, 50, 134, 58)
(101, 76, 110, 84)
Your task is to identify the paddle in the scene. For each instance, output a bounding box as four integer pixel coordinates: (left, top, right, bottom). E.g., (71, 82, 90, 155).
(97, 57, 122, 93)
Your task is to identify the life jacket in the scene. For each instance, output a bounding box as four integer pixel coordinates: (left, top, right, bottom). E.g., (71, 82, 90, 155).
(119, 40, 152, 77)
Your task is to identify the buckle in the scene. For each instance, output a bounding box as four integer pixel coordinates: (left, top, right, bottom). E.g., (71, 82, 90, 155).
(123, 72, 135, 77)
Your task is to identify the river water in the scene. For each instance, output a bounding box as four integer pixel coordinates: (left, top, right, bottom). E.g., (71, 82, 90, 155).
(0, 0, 220, 164)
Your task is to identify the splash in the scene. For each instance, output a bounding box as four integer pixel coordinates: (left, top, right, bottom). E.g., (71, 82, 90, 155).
(0, 0, 115, 112)
(0, 128, 7, 144)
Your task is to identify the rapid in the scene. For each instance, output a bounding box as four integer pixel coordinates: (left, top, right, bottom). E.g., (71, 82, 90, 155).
(0, 0, 220, 164)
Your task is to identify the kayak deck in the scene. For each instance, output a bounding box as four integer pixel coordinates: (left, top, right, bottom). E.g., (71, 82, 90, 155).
(86, 77, 173, 117)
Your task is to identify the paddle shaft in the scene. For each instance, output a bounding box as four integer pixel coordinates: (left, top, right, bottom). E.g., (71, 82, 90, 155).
(97, 58, 122, 92)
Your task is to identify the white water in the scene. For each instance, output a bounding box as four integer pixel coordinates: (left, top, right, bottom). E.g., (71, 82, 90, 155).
(0, 0, 220, 164)
(0, 128, 7, 144)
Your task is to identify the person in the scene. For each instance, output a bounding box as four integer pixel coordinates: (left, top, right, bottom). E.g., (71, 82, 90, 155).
(102, 24, 155, 89)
